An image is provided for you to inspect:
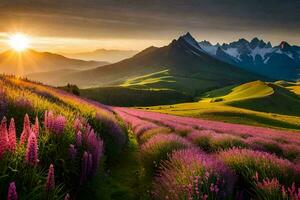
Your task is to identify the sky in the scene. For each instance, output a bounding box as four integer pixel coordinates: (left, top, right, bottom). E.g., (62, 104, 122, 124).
(0, 0, 299, 53)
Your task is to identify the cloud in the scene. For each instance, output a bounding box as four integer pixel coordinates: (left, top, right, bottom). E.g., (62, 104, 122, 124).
(0, 0, 299, 50)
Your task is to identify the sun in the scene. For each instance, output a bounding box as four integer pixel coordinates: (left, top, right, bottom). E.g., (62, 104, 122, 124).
(8, 33, 30, 52)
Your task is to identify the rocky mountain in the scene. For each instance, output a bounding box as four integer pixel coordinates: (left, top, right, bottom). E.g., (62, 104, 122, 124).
(199, 38, 300, 81)
(28, 33, 264, 95)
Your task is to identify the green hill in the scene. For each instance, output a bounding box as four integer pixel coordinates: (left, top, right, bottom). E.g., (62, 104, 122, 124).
(143, 80, 300, 130)
(198, 81, 300, 116)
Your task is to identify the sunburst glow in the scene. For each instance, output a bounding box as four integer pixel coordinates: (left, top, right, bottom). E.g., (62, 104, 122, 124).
(8, 33, 30, 52)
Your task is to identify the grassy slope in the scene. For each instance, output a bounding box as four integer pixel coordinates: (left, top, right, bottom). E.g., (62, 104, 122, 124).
(121, 70, 225, 96)
(142, 81, 300, 131)
(79, 132, 150, 200)
(80, 85, 191, 107)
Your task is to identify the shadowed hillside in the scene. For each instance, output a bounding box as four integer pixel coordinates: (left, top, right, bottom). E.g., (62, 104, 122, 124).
(27, 33, 266, 94)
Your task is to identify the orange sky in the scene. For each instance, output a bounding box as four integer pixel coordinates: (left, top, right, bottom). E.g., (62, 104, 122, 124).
(0, 0, 299, 53)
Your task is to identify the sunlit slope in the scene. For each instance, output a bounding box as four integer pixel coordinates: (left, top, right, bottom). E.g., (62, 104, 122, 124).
(197, 80, 300, 116)
(275, 80, 300, 95)
(142, 80, 300, 130)
(120, 70, 219, 95)
(143, 101, 300, 131)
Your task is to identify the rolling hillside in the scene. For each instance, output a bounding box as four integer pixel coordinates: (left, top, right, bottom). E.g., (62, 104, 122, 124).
(142, 80, 300, 130)
(27, 33, 266, 94)
(63, 49, 138, 63)
(199, 81, 300, 116)
(0, 49, 108, 75)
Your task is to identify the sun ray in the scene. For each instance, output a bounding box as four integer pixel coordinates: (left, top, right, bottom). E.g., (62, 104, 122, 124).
(8, 33, 30, 52)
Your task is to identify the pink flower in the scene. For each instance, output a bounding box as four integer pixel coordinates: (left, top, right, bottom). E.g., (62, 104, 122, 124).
(31, 116, 39, 138)
(64, 194, 70, 200)
(7, 181, 18, 200)
(76, 131, 82, 147)
(20, 114, 31, 145)
(88, 153, 93, 176)
(46, 164, 55, 193)
(80, 151, 88, 184)
(25, 132, 38, 166)
(44, 111, 66, 135)
(0, 117, 9, 158)
(8, 118, 17, 152)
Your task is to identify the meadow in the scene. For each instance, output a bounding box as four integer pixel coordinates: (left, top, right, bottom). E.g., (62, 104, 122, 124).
(114, 107, 300, 200)
(142, 81, 300, 131)
(0, 75, 126, 199)
(1, 75, 300, 200)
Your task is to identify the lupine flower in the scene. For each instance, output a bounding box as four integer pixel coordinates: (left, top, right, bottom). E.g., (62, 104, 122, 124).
(73, 118, 82, 133)
(25, 131, 38, 166)
(45, 111, 67, 135)
(20, 114, 31, 145)
(7, 181, 18, 200)
(88, 153, 93, 176)
(80, 151, 88, 184)
(52, 115, 66, 135)
(64, 194, 70, 200)
(69, 144, 77, 160)
(76, 131, 82, 146)
(8, 118, 17, 152)
(31, 116, 39, 138)
(46, 164, 55, 193)
(0, 117, 9, 158)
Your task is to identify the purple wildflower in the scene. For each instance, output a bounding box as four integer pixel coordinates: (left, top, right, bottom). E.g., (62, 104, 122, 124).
(31, 116, 39, 138)
(20, 114, 31, 145)
(0, 117, 9, 158)
(25, 131, 38, 166)
(8, 118, 17, 152)
(46, 164, 55, 193)
(80, 151, 88, 184)
(153, 148, 235, 200)
(7, 181, 18, 200)
(64, 194, 70, 200)
(76, 131, 82, 147)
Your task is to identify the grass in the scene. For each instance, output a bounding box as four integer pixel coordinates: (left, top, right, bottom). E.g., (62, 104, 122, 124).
(141, 80, 300, 131)
(141, 101, 300, 131)
(120, 69, 227, 96)
(80, 86, 191, 107)
(82, 131, 151, 200)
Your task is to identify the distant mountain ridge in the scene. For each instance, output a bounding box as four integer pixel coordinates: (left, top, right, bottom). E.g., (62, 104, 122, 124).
(199, 37, 300, 81)
(63, 49, 138, 63)
(0, 49, 108, 75)
(29, 32, 264, 95)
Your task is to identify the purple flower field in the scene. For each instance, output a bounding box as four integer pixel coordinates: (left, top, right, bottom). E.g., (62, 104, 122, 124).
(114, 107, 300, 199)
(1, 76, 300, 199)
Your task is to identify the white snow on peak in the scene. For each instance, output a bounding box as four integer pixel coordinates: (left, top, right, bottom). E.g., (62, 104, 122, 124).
(223, 48, 241, 60)
(250, 47, 275, 60)
(198, 43, 218, 55)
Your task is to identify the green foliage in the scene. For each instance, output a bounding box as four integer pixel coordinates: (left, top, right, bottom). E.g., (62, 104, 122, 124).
(80, 86, 191, 107)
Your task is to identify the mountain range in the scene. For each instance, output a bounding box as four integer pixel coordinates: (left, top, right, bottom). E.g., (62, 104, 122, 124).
(199, 37, 300, 81)
(28, 33, 264, 94)
(0, 49, 108, 75)
(3, 32, 299, 95)
(63, 49, 138, 63)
